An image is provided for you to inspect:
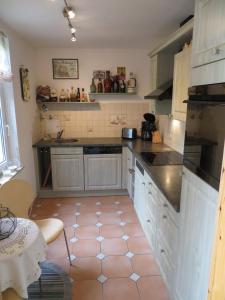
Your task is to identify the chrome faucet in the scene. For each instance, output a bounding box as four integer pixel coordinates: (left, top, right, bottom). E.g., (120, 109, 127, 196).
(56, 130, 64, 140)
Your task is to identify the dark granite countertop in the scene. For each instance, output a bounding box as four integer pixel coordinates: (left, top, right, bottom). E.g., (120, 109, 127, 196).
(33, 137, 182, 212)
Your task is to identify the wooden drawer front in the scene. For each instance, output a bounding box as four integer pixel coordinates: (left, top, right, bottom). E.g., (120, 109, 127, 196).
(158, 212, 178, 265)
(51, 147, 83, 155)
(145, 192, 158, 221)
(145, 207, 157, 252)
(156, 233, 174, 293)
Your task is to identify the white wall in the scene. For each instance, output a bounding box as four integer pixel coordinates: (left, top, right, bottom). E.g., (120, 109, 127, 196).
(158, 115, 185, 154)
(35, 48, 150, 100)
(0, 20, 41, 194)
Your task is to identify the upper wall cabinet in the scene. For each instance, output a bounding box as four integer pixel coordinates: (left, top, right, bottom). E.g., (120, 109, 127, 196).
(172, 45, 192, 122)
(192, 0, 225, 68)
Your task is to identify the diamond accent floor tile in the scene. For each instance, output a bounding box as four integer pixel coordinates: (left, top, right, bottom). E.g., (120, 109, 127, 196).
(114, 201, 120, 205)
(67, 254, 76, 261)
(126, 251, 134, 258)
(53, 213, 59, 217)
(117, 210, 123, 215)
(96, 253, 105, 260)
(97, 274, 108, 283)
(36, 204, 42, 208)
(120, 222, 126, 226)
(130, 273, 140, 282)
(96, 211, 102, 215)
(96, 222, 103, 228)
(76, 202, 81, 206)
(122, 235, 130, 241)
(56, 203, 61, 207)
(31, 214, 37, 218)
(72, 224, 80, 229)
(75, 212, 80, 216)
(96, 202, 101, 205)
(96, 236, 104, 242)
(70, 237, 78, 243)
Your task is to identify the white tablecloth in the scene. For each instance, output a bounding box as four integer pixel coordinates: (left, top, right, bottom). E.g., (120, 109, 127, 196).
(0, 218, 46, 298)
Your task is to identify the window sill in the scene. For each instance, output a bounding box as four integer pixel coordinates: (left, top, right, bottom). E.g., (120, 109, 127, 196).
(0, 166, 24, 186)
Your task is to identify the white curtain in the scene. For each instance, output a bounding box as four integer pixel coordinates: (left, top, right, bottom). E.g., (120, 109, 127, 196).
(0, 32, 13, 82)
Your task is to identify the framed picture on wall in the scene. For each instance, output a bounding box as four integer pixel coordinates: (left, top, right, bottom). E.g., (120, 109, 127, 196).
(19, 67, 31, 101)
(52, 59, 79, 79)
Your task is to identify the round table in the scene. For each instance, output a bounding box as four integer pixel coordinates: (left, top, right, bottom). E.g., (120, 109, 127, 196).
(0, 218, 46, 299)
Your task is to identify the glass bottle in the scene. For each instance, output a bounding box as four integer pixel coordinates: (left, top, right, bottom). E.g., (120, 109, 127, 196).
(104, 71, 112, 93)
(127, 72, 136, 93)
(120, 80, 126, 93)
(76, 88, 81, 102)
(97, 78, 103, 93)
(81, 88, 85, 102)
(113, 76, 119, 93)
(90, 78, 96, 93)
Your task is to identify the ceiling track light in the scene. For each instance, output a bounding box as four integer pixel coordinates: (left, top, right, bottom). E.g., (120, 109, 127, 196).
(63, 0, 77, 42)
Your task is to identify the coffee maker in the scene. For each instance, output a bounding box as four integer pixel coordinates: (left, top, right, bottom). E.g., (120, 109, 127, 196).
(141, 113, 156, 141)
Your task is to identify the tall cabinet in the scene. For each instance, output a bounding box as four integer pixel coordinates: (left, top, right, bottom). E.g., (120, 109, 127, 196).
(172, 45, 191, 122)
(174, 167, 218, 300)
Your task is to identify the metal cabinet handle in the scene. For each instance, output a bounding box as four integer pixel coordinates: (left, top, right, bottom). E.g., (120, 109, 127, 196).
(129, 168, 135, 174)
(148, 182, 152, 186)
(142, 182, 145, 185)
(214, 47, 221, 55)
(163, 203, 168, 208)
(147, 219, 151, 223)
(161, 249, 165, 254)
(148, 191, 152, 195)
(163, 215, 167, 219)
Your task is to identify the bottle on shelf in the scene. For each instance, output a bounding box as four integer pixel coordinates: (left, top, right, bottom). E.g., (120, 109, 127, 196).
(76, 88, 81, 102)
(120, 80, 126, 93)
(127, 72, 136, 93)
(112, 76, 120, 93)
(104, 71, 112, 93)
(90, 78, 97, 93)
(97, 78, 103, 93)
(81, 88, 86, 102)
(70, 86, 77, 102)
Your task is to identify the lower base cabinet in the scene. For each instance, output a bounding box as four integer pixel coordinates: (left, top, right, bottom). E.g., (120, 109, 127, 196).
(174, 167, 218, 300)
(84, 154, 122, 190)
(51, 154, 84, 191)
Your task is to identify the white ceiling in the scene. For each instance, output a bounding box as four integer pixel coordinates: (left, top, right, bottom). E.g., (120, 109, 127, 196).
(0, 0, 195, 49)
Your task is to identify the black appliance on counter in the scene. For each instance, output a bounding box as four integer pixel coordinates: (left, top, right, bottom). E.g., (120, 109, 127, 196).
(184, 83, 225, 190)
(141, 151, 183, 166)
(141, 113, 156, 141)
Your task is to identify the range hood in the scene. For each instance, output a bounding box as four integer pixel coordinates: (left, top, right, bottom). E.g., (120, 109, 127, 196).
(144, 80, 173, 100)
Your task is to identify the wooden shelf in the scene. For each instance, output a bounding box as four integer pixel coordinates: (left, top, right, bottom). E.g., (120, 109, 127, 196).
(37, 101, 98, 105)
(89, 92, 136, 96)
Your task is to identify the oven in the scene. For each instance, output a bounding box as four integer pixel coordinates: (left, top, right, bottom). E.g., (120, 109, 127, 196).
(184, 83, 225, 190)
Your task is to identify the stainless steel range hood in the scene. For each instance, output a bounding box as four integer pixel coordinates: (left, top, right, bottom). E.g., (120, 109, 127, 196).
(144, 80, 173, 100)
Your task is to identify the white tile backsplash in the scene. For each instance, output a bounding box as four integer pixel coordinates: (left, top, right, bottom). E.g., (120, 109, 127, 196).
(40, 102, 149, 138)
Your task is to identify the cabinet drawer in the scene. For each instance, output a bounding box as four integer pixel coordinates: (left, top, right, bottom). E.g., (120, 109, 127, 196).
(51, 147, 83, 155)
(145, 210, 157, 252)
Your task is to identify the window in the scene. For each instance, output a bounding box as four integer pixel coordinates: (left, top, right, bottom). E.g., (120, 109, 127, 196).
(0, 31, 20, 174)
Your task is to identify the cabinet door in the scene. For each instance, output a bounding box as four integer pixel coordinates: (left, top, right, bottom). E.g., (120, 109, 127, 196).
(192, 0, 225, 68)
(84, 154, 122, 190)
(52, 155, 84, 191)
(172, 46, 191, 122)
(134, 167, 146, 226)
(174, 168, 218, 300)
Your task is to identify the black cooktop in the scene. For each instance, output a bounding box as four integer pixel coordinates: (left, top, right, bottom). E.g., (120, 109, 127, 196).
(141, 151, 183, 166)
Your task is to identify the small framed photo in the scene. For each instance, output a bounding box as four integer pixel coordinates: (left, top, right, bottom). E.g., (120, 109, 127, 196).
(19, 67, 31, 101)
(93, 70, 105, 80)
(117, 66, 126, 80)
(52, 59, 79, 79)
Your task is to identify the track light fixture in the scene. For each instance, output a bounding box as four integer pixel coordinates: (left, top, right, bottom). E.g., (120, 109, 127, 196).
(63, 0, 77, 42)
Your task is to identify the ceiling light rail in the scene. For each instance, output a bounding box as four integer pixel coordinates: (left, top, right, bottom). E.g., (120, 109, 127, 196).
(63, 0, 77, 42)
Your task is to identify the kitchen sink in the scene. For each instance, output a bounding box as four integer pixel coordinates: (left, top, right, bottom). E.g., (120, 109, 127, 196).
(55, 138, 79, 143)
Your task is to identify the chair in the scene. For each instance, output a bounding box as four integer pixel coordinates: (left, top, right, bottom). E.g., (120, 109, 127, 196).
(2, 288, 22, 299)
(0, 179, 72, 266)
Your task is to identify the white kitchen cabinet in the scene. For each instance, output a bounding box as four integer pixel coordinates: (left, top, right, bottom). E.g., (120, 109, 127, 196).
(172, 46, 191, 122)
(192, 0, 225, 68)
(134, 161, 146, 227)
(127, 148, 134, 199)
(51, 154, 84, 191)
(84, 154, 122, 190)
(174, 167, 218, 300)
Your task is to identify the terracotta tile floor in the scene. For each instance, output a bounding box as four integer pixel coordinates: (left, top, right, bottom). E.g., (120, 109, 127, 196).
(31, 196, 169, 300)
